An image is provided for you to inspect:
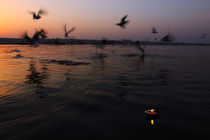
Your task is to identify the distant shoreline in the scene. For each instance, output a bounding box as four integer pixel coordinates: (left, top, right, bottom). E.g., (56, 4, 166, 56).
(0, 38, 209, 46)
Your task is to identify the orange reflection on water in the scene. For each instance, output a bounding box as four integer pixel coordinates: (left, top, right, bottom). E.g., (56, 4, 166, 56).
(0, 46, 29, 97)
(0, 58, 28, 97)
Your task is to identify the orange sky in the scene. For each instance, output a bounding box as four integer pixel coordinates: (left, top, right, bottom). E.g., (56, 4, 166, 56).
(0, 0, 210, 42)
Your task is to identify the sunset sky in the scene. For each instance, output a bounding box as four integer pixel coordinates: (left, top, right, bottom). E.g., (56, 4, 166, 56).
(0, 0, 210, 42)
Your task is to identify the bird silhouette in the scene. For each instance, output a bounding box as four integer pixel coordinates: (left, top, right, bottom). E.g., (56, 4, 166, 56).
(39, 28, 48, 39)
(135, 41, 146, 57)
(161, 34, 174, 42)
(28, 8, 48, 20)
(63, 24, 76, 38)
(116, 15, 129, 29)
(22, 29, 44, 46)
(151, 27, 158, 34)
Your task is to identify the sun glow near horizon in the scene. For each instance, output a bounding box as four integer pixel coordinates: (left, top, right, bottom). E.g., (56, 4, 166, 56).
(0, 0, 210, 42)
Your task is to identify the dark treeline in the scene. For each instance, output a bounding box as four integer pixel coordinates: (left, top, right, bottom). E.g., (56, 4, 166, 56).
(0, 38, 209, 46)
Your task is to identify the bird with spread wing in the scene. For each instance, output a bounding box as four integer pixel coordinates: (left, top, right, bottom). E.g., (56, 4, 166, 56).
(63, 24, 76, 38)
(116, 15, 129, 29)
(28, 8, 48, 20)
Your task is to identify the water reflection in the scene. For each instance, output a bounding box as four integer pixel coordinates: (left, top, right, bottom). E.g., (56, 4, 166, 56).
(1, 45, 210, 139)
(63, 70, 71, 88)
(96, 54, 106, 71)
(145, 109, 159, 127)
(134, 56, 145, 69)
(156, 69, 171, 85)
(25, 59, 50, 98)
(91, 52, 108, 71)
(115, 74, 129, 97)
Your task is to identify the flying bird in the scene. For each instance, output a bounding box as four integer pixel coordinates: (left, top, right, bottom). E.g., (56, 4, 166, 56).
(39, 28, 48, 39)
(28, 8, 48, 20)
(22, 29, 44, 46)
(151, 27, 158, 34)
(161, 34, 174, 42)
(116, 15, 129, 29)
(63, 24, 76, 38)
(135, 41, 146, 57)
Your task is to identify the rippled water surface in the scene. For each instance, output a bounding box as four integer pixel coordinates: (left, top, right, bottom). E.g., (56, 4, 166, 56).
(0, 44, 210, 140)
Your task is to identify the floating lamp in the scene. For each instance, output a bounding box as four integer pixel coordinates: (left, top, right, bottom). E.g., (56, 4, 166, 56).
(145, 109, 158, 115)
(145, 109, 158, 119)
(145, 109, 158, 126)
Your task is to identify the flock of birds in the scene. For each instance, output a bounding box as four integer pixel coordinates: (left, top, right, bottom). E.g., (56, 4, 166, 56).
(23, 8, 207, 52)
(22, 8, 175, 47)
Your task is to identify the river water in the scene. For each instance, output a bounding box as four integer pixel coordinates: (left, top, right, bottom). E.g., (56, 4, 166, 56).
(0, 44, 210, 140)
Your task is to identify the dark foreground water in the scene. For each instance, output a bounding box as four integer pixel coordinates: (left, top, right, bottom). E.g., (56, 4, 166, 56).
(0, 44, 210, 140)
